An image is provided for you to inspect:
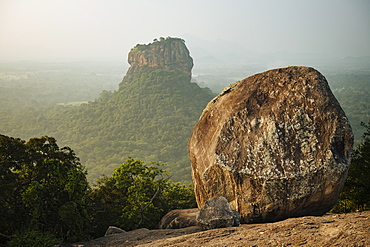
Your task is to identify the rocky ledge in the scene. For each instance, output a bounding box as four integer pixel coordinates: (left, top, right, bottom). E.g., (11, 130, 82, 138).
(58, 211, 370, 246)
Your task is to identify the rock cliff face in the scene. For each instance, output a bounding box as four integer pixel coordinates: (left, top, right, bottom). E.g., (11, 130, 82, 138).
(188, 66, 353, 223)
(120, 37, 193, 88)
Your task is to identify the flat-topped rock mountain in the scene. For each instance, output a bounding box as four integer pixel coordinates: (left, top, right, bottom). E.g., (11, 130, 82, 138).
(67, 37, 213, 183)
(120, 37, 194, 88)
(189, 66, 354, 223)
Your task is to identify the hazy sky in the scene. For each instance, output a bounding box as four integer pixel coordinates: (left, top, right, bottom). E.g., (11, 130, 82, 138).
(1, 0, 369, 62)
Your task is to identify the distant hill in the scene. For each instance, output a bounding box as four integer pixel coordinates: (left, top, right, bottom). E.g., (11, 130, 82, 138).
(1, 37, 215, 183)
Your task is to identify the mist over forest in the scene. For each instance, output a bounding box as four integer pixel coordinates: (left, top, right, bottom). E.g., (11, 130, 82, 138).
(1, 45, 369, 182)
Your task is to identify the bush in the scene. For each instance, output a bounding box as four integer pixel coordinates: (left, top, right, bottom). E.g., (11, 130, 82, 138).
(87, 158, 196, 237)
(8, 229, 60, 247)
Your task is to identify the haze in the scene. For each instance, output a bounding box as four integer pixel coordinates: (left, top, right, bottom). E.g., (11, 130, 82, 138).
(1, 0, 369, 62)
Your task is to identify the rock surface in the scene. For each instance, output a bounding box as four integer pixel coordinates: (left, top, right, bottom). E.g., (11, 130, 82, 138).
(104, 226, 126, 236)
(188, 66, 354, 223)
(120, 37, 193, 88)
(58, 211, 370, 246)
(159, 208, 199, 229)
(196, 197, 240, 230)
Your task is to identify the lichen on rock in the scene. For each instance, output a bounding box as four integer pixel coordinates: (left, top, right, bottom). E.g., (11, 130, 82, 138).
(189, 66, 354, 223)
(196, 196, 240, 230)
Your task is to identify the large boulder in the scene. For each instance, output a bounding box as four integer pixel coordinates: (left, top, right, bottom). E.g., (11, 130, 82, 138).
(196, 197, 240, 230)
(189, 66, 354, 223)
(159, 208, 199, 229)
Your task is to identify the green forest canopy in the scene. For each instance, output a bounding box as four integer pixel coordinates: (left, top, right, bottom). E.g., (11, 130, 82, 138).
(0, 134, 196, 245)
(0, 63, 215, 183)
(0, 62, 369, 184)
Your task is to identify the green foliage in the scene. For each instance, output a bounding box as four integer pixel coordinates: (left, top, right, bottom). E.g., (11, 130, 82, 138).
(2, 61, 368, 187)
(8, 229, 60, 247)
(1, 134, 196, 244)
(0, 135, 89, 244)
(0, 135, 29, 242)
(159, 182, 197, 212)
(332, 120, 370, 212)
(3, 65, 214, 184)
(133, 37, 185, 52)
(87, 158, 196, 237)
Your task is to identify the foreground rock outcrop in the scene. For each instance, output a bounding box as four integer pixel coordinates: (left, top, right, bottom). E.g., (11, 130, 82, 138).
(189, 66, 354, 223)
(58, 211, 370, 246)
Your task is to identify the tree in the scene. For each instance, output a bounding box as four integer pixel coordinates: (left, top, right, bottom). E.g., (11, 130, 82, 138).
(23, 137, 89, 241)
(159, 181, 197, 213)
(0, 135, 90, 245)
(87, 158, 196, 237)
(0, 135, 29, 242)
(333, 120, 370, 212)
(1, 135, 197, 244)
